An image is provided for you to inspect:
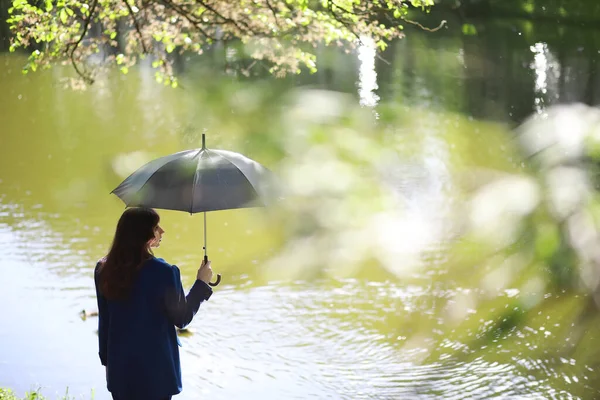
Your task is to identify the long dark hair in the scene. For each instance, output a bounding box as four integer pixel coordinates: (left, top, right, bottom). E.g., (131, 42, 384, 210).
(98, 207, 160, 300)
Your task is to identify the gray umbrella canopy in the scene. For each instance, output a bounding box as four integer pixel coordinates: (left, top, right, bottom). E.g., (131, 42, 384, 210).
(111, 142, 277, 213)
(110, 135, 278, 286)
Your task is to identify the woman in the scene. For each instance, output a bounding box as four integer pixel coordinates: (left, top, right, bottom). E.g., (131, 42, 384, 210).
(94, 207, 214, 400)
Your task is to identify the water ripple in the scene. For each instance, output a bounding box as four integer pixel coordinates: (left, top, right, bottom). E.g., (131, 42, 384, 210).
(0, 208, 596, 399)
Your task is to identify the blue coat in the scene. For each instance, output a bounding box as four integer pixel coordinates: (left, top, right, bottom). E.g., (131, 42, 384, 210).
(94, 257, 212, 399)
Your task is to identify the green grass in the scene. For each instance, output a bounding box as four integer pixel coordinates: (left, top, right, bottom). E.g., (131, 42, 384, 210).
(0, 387, 94, 400)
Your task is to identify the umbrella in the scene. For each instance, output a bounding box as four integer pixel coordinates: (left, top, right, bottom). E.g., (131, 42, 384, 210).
(110, 134, 278, 286)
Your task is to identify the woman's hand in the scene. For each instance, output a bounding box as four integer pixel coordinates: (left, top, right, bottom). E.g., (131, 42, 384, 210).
(197, 259, 213, 284)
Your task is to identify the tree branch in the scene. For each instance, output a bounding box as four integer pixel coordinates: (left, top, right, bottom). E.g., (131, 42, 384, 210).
(160, 0, 214, 40)
(66, 0, 98, 84)
(329, 0, 370, 16)
(194, 0, 250, 33)
(165, 0, 297, 40)
(264, 0, 281, 29)
(326, 1, 361, 43)
(401, 18, 447, 32)
(122, 0, 148, 53)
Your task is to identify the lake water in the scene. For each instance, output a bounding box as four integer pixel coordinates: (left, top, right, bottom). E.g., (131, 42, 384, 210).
(1, 12, 600, 400)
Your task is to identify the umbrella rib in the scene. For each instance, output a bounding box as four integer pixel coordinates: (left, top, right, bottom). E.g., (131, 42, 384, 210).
(208, 150, 263, 205)
(190, 150, 205, 214)
(206, 150, 224, 208)
(132, 156, 187, 208)
(111, 149, 198, 195)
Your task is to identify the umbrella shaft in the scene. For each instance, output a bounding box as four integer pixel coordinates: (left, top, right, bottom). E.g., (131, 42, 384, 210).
(203, 212, 207, 260)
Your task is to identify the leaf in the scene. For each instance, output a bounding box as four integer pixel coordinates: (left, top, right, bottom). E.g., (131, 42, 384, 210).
(522, 1, 534, 14)
(45, 0, 53, 12)
(110, 32, 117, 39)
(11, 0, 27, 10)
(120, 66, 129, 74)
(462, 23, 477, 36)
(60, 8, 68, 24)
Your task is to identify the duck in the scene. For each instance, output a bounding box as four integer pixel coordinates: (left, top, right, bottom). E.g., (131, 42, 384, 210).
(80, 309, 99, 320)
(176, 327, 194, 336)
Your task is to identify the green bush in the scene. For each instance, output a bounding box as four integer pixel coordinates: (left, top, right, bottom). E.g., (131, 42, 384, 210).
(0, 387, 88, 400)
(0, 388, 39, 400)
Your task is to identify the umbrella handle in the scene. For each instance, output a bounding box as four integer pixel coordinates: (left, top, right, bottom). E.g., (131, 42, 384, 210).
(209, 274, 221, 287)
(204, 255, 221, 287)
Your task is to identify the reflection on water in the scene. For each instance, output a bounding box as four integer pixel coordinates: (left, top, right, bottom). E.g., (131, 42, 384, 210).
(357, 36, 379, 109)
(2, 14, 600, 400)
(530, 42, 561, 115)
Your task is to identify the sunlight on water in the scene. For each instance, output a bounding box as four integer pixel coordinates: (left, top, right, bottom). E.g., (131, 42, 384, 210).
(357, 36, 379, 108)
(530, 42, 561, 114)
